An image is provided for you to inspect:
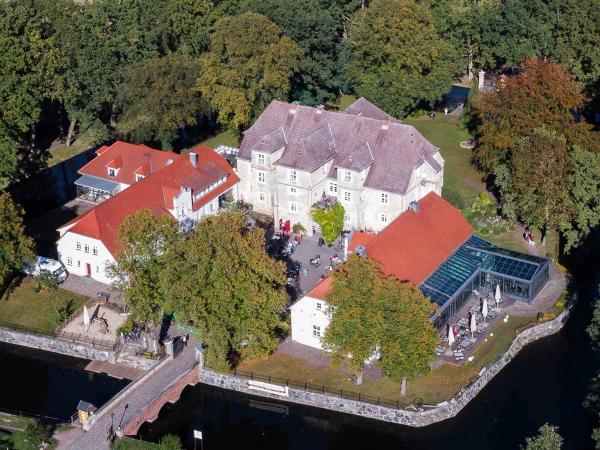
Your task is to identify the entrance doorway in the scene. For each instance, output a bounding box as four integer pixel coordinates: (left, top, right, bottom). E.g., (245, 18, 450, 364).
(86, 263, 91, 277)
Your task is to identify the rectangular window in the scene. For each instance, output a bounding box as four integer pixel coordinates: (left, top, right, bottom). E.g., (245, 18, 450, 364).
(381, 214, 388, 223)
(258, 192, 266, 202)
(344, 214, 350, 222)
(135, 174, 144, 182)
(312, 325, 321, 337)
(289, 202, 297, 213)
(67, 257, 72, 266)
(344, 191, 351, 202)
(321, 166, 326, 174)
(77, 260, 81, 268)
(316, 302, 322, 310)
(257, 153, 265, 165)
(92, 246, 98, 256)
(108, 168, 116, 177)
(381, 193, 389, 204)
(257, 171, 266, 184)
(84, 244, 89, 253)
(344, 170, 351, 182)
(76, 242, 81, 251)
(290, 170, 297, 182)
(96, 266, 100, 273)
(289, 186, 297, 194)
(329, 182, 337, 194)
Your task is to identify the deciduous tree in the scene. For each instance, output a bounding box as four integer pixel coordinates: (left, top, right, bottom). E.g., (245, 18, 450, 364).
(197, 12, 303, 129)
(346, 0, 459, 118)
(522, 424, 563, 450)
(161, 212, 287, 369)
(0, 193, 34, 289)
(311, 202, 344, 245)
(115, 54, 205, 149)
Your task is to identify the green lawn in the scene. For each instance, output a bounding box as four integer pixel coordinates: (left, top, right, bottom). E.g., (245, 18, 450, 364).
(0, 415, 58, 450)
(197, 129, 240, 150)
(327, 93, 358, 111)
(0, 278, 88, 335)
(47, 140, 90, 168)
(239, 315, 531, 406)
(405, 115, 484, 205)
(113, 437, 160, 449)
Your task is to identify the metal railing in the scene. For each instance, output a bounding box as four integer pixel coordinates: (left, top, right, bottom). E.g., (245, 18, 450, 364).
(55, 330, 119, 351)
(0, 407, 67, 425)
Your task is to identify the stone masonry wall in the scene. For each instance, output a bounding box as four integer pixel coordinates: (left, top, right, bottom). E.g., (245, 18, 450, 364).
(0, 327, 117, 363)
(200, 306, 572, 427)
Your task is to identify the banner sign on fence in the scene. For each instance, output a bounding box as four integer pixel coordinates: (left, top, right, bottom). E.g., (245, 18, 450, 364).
(248, 380, 289, 397)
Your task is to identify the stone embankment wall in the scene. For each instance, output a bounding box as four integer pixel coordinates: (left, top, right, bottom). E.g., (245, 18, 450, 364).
(0, 327, 117, 362)
(200, 306, 571, 427)
(0, 327, 158, 370)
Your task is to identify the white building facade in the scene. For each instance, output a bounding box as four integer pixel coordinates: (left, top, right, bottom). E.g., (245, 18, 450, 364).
(236, 98, 443, 235)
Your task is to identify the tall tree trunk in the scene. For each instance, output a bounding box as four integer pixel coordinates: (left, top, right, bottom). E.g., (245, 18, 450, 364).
(66, 118, 76, 147)
(467, 47, 474, 80)
(401, 377, 407, 396)
(356, 366, 364, 385)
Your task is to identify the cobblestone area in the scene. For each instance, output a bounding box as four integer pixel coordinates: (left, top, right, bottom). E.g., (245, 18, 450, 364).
(60, 274, 122, 301)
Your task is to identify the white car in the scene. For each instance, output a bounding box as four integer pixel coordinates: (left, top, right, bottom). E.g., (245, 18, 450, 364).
(22, 256, 68, 283)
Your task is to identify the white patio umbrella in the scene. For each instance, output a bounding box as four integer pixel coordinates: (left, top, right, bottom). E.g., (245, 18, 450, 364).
(83, 305, 90, 331)
(447, 324, 455, 348)
(470, 313, 477, 338)
(495, 284, 501, 308)
(482, 297, 489, 322)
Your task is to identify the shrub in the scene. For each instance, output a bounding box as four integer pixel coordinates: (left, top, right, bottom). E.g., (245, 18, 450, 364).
(311, 202, 344, 245)
(158, 434, 183, 450)
(25, 420, 52, 445)
(464, 193, 512, 235)
(32, 270, 58, 293)
(53, 299, 74, 327)
(292, 223, 306, 235)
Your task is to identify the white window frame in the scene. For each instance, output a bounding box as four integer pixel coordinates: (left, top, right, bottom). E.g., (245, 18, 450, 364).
(76, 242, 81, 251)
(321, 166, 326, 174)
(289, 202, 297, 213)
(381, 214, 388, 224)
(108, 168, 116, 177)
(289, 186, 297, 194)
(343, 191, 351, 202)
(257, 153, 265, 165)
(258, 192, 266, 202)
(344, 214, 350, 223)
(316, 302, 322, 310)
(312, 325, 321, 337)
(135, 174, 144, 182)
(329, 182, 337, 194)
(381, 193, 389, 204)
(257, 171, 266, 184)
(290, 170, 297, 182)
(77, 260, 81, 268)
(84, 244, 89, 254)
(344, 170, 351, 182)
(92, 246, 98, 256)
(67, 257, 72, 266)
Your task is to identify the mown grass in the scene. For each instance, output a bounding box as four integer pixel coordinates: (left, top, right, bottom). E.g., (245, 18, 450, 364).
(238, 315, 530, 406)
(47, 140, 90, 168)
(0, 278, 88, 335)
(113, 437, 160, 449)
(0, 415, 58, 450)
(197, 129, 240, 149)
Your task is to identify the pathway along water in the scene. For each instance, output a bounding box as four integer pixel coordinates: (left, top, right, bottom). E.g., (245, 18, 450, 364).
(139, 286, 599, 450)
(0, 342, 128, 421)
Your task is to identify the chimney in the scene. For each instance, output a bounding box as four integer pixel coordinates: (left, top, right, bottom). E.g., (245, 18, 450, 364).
(316, 105, 324, 115)
(408, 201, 419, 213)
(189, 152, 198, 168)
(478, 70, 485, 90)
(355, 246, 367, 257)
(381, 119, 390, 131)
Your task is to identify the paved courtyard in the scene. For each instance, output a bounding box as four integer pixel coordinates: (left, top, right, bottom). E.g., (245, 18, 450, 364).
(61, 274, 123, 303)
(61, 304, 125, 345)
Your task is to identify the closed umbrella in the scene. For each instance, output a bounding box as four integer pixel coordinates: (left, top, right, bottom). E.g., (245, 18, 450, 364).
(495, 284, 501, 308)
(470, 313, 477, 338)
(83, 305, 90, 331)
(447, 325, 455, 348)
(482, 298, 489, 322)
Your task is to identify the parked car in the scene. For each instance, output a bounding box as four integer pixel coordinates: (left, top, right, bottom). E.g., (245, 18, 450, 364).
(22, 256, 68, 283)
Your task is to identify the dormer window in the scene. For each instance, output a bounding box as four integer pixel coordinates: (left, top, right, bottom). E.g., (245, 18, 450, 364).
(136, 174, 144, 182)
(343, 170, 351, 182)
(257, 153, 265, 165)
(290, 170, 297, 182)
(108, 168, 116, 177)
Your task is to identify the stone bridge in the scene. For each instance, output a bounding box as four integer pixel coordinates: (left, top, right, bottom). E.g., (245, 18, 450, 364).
(59, 344, 199, 450)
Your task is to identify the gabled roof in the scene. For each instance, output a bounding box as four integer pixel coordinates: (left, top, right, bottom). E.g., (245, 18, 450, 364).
(79, 141, 178, 186)
(61, 146, 239, 256)
(239, 100, 440, 193)
(307, 193, 473, 300)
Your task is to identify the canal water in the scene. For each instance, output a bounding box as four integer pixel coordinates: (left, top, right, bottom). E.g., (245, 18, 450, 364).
(0, 342, 128, 421)
(138, 290, 598, 450)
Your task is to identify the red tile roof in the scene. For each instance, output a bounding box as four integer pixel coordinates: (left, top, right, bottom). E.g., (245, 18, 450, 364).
(60, 146, 239, 255)
(308, 193, 473, 300)
(79, 141, 178, 186)
(347, 231, 376, 252)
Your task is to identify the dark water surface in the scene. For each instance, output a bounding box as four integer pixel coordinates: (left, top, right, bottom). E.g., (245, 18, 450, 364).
(0, 342, 128, 420)
(139, 294, 598, 450)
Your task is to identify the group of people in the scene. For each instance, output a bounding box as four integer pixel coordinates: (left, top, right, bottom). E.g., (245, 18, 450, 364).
(523, 229, 536, 246)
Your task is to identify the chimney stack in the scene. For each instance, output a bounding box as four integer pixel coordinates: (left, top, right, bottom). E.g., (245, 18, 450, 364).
(408, 200, 420, 213)
(478, 70, 485, 90)
(316, 105, 324, 115)
(189, 152, 198, 168)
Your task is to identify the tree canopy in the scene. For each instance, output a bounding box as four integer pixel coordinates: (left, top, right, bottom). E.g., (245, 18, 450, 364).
(311, 202, 345, 245)
(197, 12, 303, 129)
(324, 254, 438, 389)
(0, 193, 34, 288)
(346, 0, 460, 118)
(522, 424, 563, 450)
